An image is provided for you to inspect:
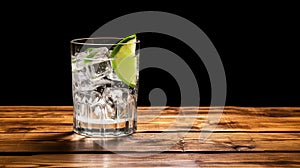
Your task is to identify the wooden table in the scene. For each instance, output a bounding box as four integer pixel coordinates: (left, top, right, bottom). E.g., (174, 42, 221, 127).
(0, 106, 299, 167)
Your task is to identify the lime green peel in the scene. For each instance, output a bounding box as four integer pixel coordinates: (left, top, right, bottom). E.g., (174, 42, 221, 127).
(110, 34, 137, 88)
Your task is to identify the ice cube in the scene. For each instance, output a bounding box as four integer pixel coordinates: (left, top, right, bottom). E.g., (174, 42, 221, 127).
(73, 51, 88, 70)
(77, 51, 88, 58)
(104, 88, 129, 119)
(82, 47, 112, 83)
(73, 90, 101, 104)
(91, 60, 111, 78)
(90, 47, 109, 59)
(105, 96, 117, 119)
(72, 68, 95, 91)
(75, 47, 109, 68)
(74, 47, 111, 89)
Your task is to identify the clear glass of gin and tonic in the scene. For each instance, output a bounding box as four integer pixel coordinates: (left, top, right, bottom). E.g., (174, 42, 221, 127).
(71, 35, 139, 137)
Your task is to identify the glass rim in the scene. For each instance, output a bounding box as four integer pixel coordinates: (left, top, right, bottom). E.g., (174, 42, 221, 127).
(70, 37, 140, 46)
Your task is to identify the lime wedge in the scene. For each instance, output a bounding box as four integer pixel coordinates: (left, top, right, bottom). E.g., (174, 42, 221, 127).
(110, 34, 137, 87)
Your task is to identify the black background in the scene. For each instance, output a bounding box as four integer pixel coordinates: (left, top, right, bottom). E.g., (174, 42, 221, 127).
(1, 2, 299, 106)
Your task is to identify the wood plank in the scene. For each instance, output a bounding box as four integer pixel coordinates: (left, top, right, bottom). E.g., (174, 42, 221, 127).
(0, 106, 73, 112)
(1, 153, 300, 167)
(1, 106, 299, 113)
(0, 132, 299, 152)
(0, 106, 299, 132)
(0, 106, 299, 167)
(0, 115, 298, 129)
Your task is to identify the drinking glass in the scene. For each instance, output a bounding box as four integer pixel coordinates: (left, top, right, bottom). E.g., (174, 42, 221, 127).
(71, 37, 139, 137)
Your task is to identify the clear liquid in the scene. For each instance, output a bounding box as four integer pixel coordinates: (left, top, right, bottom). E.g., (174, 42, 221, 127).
(71, 49, 138, 137)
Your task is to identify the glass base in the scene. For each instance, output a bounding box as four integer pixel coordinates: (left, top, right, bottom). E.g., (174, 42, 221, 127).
(73, 119, 136, 137)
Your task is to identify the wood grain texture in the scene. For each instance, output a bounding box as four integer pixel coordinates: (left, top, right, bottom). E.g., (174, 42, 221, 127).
(0, 106, 299, 133)
(0, 132, 300, 152)
(0, 106, 299, 167)
(1, 153, 300, 167)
